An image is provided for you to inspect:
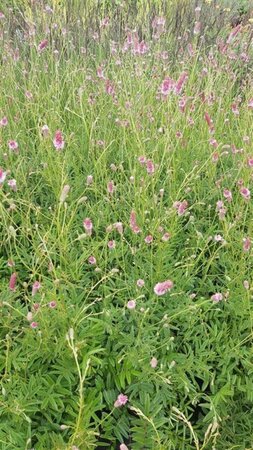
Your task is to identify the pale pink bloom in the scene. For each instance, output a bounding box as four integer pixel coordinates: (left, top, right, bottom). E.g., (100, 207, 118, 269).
(48, 301, 57, 308)
(243, 280, 250, 290)
(119, 444, 129, 450)
(114, 222, 123, 234)
(53, 130, 64, 150)
(218, 208, 227, 220)
(162, 232, 171, 242)
(160, 77, 175, 96)
(0, 168, 7, 184)
(209, 139, 218, 148)
(193, 21, 201, 35)
(216, 200, 224, 210)
(150, 357, 158, 368)
(32, 281, 41, 296)
(138, 156, 146, 164)
(38, 39, 48, 52)
(9, 273, 17, 291)
(176, 131, 183, 139)
(173, 200, 188, 216)
(7, 260, 15, 267)
(25, 91, 33, 100)
(33, 303, 40, 311)
(88, 256, 96, 265)
(247, 157, 253, 168)
(127, 300, 136, 309)
(41, 124, 49, 137)
(105, 79, 115, 96)
(223, 189, 232, 202)
(154, 280, 174, 296)
(7, 179, 17, 191)
(86, 175, 93, 185)
(145, 235, 153, 244)
(0, 116, 8, 126)
(83, 218, 93, 235)
(30, 321, 38, 329)
(100, 17, 110, 28)
(248, 98, 253, 109)
(60, 185, 70, 203)
(146, 159, 155, 175)
(240, 187, 250, 200)
(130, 211, 141, 233)
(174, 71, 188, 95)
(212, 152, 219, 163)
(110, 163, 117, 172)
(179, 97, 187, 113)
(243, 237, 251, 252)
(211, 293, 223, 302)
(97, 66, 105, 79)
(231, 103, 239, 115)
(114, 394, 128, 407)
(108, 240, 116, 249)
(27, 312, 33, 322)
(8, 140, 19, 152)
(137, 279, 145, 288)
(214, 234, 223, 242)
(107, 181, 115, 194)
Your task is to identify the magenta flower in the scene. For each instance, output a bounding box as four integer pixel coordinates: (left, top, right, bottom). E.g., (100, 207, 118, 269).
(9, 273, 17, 291)
(160, 77, 175, 96)
(223, 189, 232, 202)
(127, 300, 136, 310)
(83, 218, 93, 236)
(146, 159, 155, 175)
(0, 116, 8, 126)
(8, 140, 19, 152)
(32, 281, 41, 296)
(38, 39, 48, 52)
(138, 155, 146, 164)
(114, 394, 128, 408)
(88, 256, 96, 265)
(30, 321, 38, 329)
(48, 301, 57, 308)
(174, 71, 188, 95)
(211, 293, 223, 303)
(243, 237, 251, 252)
(154, 280, 174, 296)
(240, 187, 250, 200)
(150, 357, 158, 368)
(247, 157, 253, 167)
(173, 200, 188, 216)
(53, 130, 65, 150)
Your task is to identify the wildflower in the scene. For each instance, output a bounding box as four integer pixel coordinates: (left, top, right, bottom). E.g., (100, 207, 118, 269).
(97, 66, 105, 79)
(212, 152, 219, 163)
(38, 39, 48, 52)
(248, 98, 253, 109)
(9, 273, 17, 291)
(108, 240, 116, 249)
(32, 281, 41, 296)
(146, 159, 155, 175)
(193, 21, 201, 34)
(8, 140, 19, 152)
(120, 444, 129, 450)
(83, 218, 93, 236)
(130, 210, 141, 233)
(211, 293, 223, 302)
(231, 103, 239, 115)
(27, 312, 33, 321)
(160, 77, 175, 96)
(173, 200, 188, 216)
(243, 237, 251, 252)
(154, 280, 174, 296)
(88, 256, 96, 265)
(41, 124, 49, 137)
(114, 394, 128, 408)
(127, 300, 136, 309)
(204, 111, 214, 131)
(145, 235, 153, 244)
(105, 79, 115, 96)
(53, 130, 64, 150)
(138, 155, 146, 164)
(174, 71, 188, 94)
(86, 175, 93, 185)
(240, 187, 250, 200)
(113, 222, 123, 234)
(0, 168, 7, 184)
(247, 157, 253, 167)
(48, 301, 57, 308)
(227, 24, 241, 44)
(162, 232, 171, 241)
(60, 185, 70, 203)
(243, 280, 250, 290)
(0, 116, 8, 126)
(223, 189, 232, 202)
(30, 322, 38, 329)
(150, 357, 158, 368)
(107, 180, 115, 194)
(137, 279, 145, 287)
(7, 260, 15, 267)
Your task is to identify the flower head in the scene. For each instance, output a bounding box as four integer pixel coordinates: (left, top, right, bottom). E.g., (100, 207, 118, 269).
(53, 130, 65, 150)
(154, 280, 173, 296)
(114, 393, 128, 408)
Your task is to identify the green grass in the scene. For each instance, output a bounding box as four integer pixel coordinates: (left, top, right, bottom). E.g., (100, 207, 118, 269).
(1, 1, 253, 449)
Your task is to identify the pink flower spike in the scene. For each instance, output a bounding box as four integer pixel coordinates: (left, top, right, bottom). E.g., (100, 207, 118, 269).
(32, 281, 41, 296)
(127, 300, 136, 309)
(53, 130, 65, 150)
(9, 273, 17, 291)
(60, 185, 70, 203)
(30, 321, 38, 329)
(150, 357, 158, 368)
(211, 293, 223, 303)
(38, 39, 48, 52)
(138, 156, 146, 164)
(154, 280, 174, 296)
(107, 180, 115, 194)
(114, 394, 128, 408)
(240, 187, 250, 200)
(243, 237, 251, 252)
(83, 218, 93, 236)
(146, 159, 155, 175)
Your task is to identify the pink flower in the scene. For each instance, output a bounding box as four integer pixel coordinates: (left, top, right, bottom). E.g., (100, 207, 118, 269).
(0, 168, 7, 184)
(193, 21, 201, 35)
(173, 200, 188, 216)
(212, 152, 219, 163)
(120, 444, 129, 450)
(114, 394, 128, 407)
(97, 66, 105, 79)
(154, 280, 173, 296)
(223, 189, 232, 202)
(86, 175, 93, 185)
(48, 301, 57, 308)
(231, 103, 239, 115)
(105, 79, 115, 96)
(88, 256, 96, 265)
(174, 71, 188, 95)
(243, 237, 251, 252)
(248, 98, 253, 109)
(146, 159, 155, 175)
(107, 181, 115, 194)
(144, 235, 153, 244)
(209, 139, 218, 148)
(30, 321, 38, 329)
(162, 232, 171, 242)
(137, 279, 145, 288)
(150, 357, 158, 368)
(130, 211, 141, 234)
(8, 140, 19, 152)
(160, 77, 175, 96)
(41, 124, 49, 137)
(138, 155, 146, 164)
(211, 293, 223, 303)
(227, 24, 241, 44)
(108, 240, 116, 249)
(32, 281, 41, 296)
(38, 39, 48, 52)
(243, 280, 250, 290)
(0, 116, 8, 126)
(9, 273, 17, 291)
(60, 185, 70, 203)
(204, 111, 214, 131)
(240, 187, 250, 200)
(127, 300, 136, 309)
(53, 130, 65, 150)
(83, 218, 93, 236)
(247, 157, 253, 167)
(8, 179, 17, 191)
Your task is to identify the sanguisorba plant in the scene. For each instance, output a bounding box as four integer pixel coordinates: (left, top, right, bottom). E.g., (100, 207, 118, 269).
(1, 1, 253, 449)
